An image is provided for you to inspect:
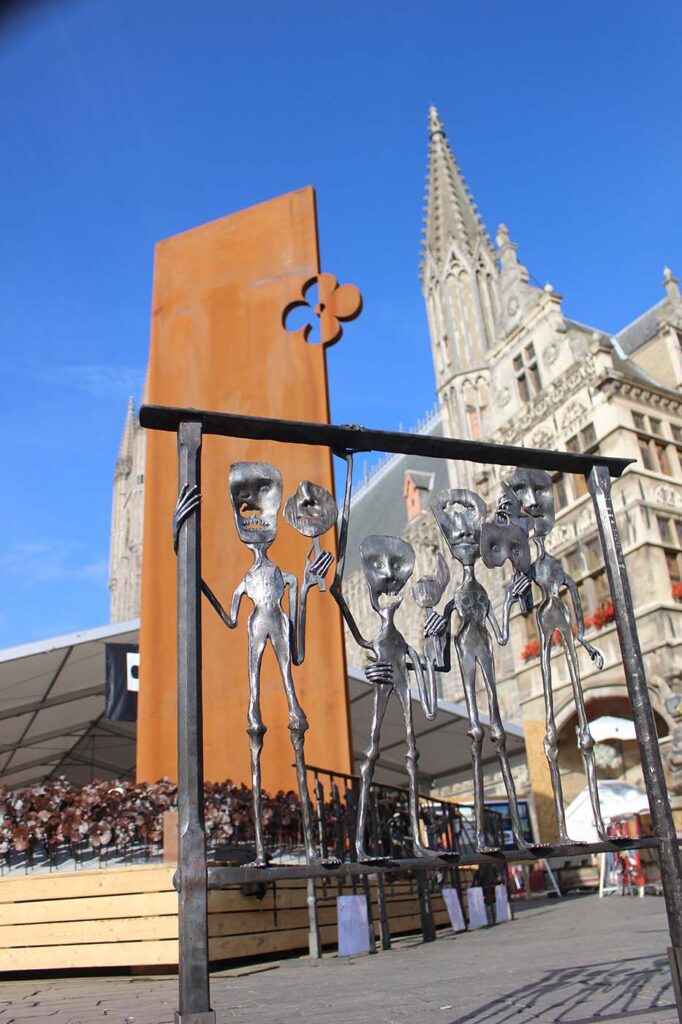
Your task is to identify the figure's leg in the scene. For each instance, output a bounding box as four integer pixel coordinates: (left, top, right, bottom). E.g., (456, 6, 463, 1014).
(272, 629, 319, 863)
(563, 633, 608, 840)
(356, 685, 392, 862)
(394, 678, 435, 858)
(247, 631, 268, 866)
(479, 652, 530, 850)
(539, 633, 571, 844)
(457, 648, 487, 851)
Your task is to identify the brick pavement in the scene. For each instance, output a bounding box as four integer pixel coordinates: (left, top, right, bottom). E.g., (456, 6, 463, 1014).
(0, 894, 677, 1024)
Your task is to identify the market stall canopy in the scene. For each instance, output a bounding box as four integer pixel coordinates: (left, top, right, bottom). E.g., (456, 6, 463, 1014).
(590, 716, 638, 742)
(0, 621, 139, 789)
(565, 781, 650, 843)
(0, 625, 525, 793)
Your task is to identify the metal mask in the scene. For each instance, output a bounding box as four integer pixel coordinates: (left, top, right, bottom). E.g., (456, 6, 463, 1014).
(431, 488, 486, 564)
(283, 480, 337, 537)
(411, 552, 450, 608)
(506, 467, 555, 536)
(481, 483, 531, 573)
(228, 462, 282, 547)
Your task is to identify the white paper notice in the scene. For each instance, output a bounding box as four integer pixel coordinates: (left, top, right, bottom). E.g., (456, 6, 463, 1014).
(494, 883, 511, 923)
(467, 886, 488, 929)
(337, 895, 371, 956)
(441, 887, 466, 931)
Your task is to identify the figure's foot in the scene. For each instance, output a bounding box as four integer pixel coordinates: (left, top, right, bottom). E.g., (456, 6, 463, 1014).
(356, 848, 392, 865)
(558, 834, 586, 847)
(437, 850, 460, 863)
(476, 845, 502, 855)
(528, 842, 556, 853)
(513, 835, 534, 852)
(243, 858, 269, 869)
(413, 843, 441, 860)
(319, 855, 342, 868)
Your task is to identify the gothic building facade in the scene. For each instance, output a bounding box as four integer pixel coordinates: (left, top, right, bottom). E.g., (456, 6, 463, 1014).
(110, 107, 682, 839)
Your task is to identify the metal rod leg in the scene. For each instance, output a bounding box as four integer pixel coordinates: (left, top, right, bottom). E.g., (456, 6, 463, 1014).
(175, 421, 215, 1024)
(588, 465, 682, 1024)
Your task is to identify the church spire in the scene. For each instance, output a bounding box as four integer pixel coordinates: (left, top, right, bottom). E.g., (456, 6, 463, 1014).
(420, 106, 495, 281)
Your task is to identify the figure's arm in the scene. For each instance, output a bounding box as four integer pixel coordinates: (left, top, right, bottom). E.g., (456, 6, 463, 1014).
(329, 452, 372, 651)
(406, 643, 438, 721)
(565, 574, 604, 670)
(289, 550, 334, 666)
(492, 575, 533, 645)
(201, 578, 245, 629)
(172, 483, 246, 629)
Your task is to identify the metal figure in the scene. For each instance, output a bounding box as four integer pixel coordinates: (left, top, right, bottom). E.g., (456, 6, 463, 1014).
(173, 462, 334, 867)
(425, 488, 530, 851)
(330, 454, 442, 863)
(507, 467, 607, 843)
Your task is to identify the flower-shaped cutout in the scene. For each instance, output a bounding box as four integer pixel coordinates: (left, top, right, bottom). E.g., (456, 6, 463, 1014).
(282, 273, 363, 347)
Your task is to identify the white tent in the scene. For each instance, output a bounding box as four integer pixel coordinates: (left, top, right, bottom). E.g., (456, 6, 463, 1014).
(564, 780, 650, 843)
(589, 716, 637, 743)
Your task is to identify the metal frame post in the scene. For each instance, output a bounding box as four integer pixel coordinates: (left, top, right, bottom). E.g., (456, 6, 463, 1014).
(175, 420, 215, 1024)
(588, 464, 682, 1022)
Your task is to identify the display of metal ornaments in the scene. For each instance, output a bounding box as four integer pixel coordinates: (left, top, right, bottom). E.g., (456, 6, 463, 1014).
(173, 453, 613, 863)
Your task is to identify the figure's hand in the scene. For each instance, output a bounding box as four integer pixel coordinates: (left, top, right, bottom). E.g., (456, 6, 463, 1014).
(424, 610, 448, 638)
(304, 549, 334, 589)
(579, 637, 604, 671)
(511, 573, 532, 601)
(365, 661, 393, 684)
(424, 632, 446, 669)
(173, 484, 201, 553)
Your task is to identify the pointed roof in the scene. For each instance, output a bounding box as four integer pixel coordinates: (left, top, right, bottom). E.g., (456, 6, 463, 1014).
(420, 107, 495, 281)
(116, 397, 137, 467)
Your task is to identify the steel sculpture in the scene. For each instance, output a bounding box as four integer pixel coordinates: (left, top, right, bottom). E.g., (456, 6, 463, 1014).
(424, 488, 530, 851)
(506, 467, 607, 844)
(173, 463, 336, 868)
(330, 453, 444, 863)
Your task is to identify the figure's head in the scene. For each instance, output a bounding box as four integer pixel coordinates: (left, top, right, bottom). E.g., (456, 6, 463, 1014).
(360, 535, 415, 610)
(283, 480, 337, 538)
(229, 462, 282, 547)
(506, 467, 555, 536)
(481, 483, 532, 573)
(431, 488, 486, 565)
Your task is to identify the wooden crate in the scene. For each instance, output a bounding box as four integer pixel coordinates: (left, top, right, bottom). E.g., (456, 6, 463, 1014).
(0, 864, 469, 972)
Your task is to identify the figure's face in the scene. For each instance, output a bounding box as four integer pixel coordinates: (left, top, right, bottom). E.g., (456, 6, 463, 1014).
(507, 468, 555, 536)
(229, 462, 282, 546)
(480, 521, 531, 573)
(283, 480, 337, 538)
(360, 535, 415, 609)
(431, 488, 486, 564)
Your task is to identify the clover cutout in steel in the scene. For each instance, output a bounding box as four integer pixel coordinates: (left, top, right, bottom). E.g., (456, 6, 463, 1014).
(282, 273, 363, 347)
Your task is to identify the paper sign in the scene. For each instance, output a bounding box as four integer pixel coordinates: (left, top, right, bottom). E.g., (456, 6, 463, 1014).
(494, 883, 510, 923)
(337, 895, 371, 956)
(467, 886, 488, 929)
(441, 887, 466, 931)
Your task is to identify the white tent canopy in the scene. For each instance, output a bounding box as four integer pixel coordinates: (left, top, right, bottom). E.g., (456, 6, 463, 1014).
(589, 716, 637, 743)
(0, 623, 525, 793)
(564, 781, 650, 843)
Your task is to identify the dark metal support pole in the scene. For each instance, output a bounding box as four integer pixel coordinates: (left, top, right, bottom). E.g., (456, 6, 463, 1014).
(175, 421, 215, 1024)
(588, 465, 682, 1023)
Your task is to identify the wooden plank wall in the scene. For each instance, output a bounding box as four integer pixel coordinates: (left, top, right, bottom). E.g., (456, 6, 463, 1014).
(0, 864, 474, 972)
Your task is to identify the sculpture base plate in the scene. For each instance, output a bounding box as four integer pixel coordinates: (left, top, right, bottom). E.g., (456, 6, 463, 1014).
(175, 1012, 216, 1024)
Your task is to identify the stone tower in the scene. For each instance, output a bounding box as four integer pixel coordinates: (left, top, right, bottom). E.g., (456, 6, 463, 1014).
(109, 397, 145, 622)
(420, 107, 499, 482)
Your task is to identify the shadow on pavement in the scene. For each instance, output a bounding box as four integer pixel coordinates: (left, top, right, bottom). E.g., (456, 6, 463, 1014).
(450, 954, 675, 1024)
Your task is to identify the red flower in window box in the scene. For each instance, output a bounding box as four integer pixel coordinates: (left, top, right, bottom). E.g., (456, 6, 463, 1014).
(672, 582, 682, 601)
(591, 601, 615, 630)
(521, 639, 540, 661)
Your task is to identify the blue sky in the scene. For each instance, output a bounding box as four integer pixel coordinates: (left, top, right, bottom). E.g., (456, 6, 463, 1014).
(0, 0, 680, 645)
